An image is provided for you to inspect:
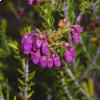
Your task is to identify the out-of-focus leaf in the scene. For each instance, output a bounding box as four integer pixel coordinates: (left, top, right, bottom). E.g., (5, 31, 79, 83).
(0, 84, 3, 96)
(81, 81, 88, 93)
(18, 86, 24, 92)
(29, 71, 35, 81)
(6, 89, 9, 100)
(17, 68, 25, 76)
(27, 90, 34, 99)
(28, 82, 35, 87)
(18, 78, 25, 86)
(88, 78, 94, 96)
(13, 96, 16, 100)
(8, 41, 18, 50)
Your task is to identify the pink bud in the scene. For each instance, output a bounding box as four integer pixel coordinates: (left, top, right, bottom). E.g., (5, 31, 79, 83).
(41, 40, 49, 55)
(36, 37, 43, 48)
(53, 54, 61, 68)
(72, 33, 80, 44)
(40, 56, 47, 68)
(31, 51, 40, 64)
(21, 33, 33, 54)
(47, 56, 53, 68)
(70, 25, 83, 35)
(68, 46, 76, 57)
(32, 36, 38, 52)
(64, 50, 73, 63)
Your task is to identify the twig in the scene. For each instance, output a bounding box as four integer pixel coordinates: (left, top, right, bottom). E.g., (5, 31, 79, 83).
(59, 71, 74, 100)
(47, 94, 52, 100)
(79, 46, 100, 82)
(0, 96, 5, 100)
(62, 60, 90, 99)
(80, 37, 91, 62)
(24, 60, 29, 100)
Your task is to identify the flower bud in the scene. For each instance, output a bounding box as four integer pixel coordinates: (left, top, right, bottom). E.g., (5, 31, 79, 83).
(40, 56, 47, 68)
(53, 54, 61, 67)
(68, 46, 76, 57)
(32, 36, 38, 52)
(41, 40, 49, 55)
(31, 51, 40, 64)
(70, 25, 83, 35)
(21, 33, 33, 54)
(47, 56, 53, 68)
(36, 37, 43, 48)
(64, 50, 73, 63)
(72, 33, 80, 44)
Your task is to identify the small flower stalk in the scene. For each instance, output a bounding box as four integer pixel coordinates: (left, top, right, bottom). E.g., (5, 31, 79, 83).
(21, 19, 83, 69)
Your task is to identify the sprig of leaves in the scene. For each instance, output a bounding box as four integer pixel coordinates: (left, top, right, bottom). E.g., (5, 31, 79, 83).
(8, 40, 35, 99)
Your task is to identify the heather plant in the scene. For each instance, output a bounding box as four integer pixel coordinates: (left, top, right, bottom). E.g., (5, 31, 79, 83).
(0, 0, 100, 100)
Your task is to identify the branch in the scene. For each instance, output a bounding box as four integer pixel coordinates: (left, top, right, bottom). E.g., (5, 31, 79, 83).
(80, 37, 91, 62)
(24, 60, 29, 100)
(62, 60, 91, 99)
(79, 46, 100, 82)
(59, 71, 74, 100)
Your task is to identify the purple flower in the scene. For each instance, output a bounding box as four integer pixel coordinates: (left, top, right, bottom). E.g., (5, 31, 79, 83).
(53, 54, 61, 68)
(32, 36, 38, 52)
(21, 33, 33, 54)
(64, 50, 73, 63)
(47, 56, 53, 68)
(41, 40, 49, 55)
(70, 25, 83, 35)
(40, 56, 47, 68)
(31, 51, 40, 64)
(36, 37, 43, 48)
(69, 25, 83, 44)
(72, 33, 80, 44)
(68, 46, 76, 57)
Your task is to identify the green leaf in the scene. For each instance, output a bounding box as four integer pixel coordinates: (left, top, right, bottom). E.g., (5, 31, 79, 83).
(88, 78, 94, 96)
(28, 86, 31, 91)
(82, 81, 88, 93)
(18, 78, 25, 86)
(24, 26, 32, 33)
(8, 41, 18, 50)
(28, 82, 35, 87)
(18, 86, 24, 92)
(57, 48, 65, 56)
(27, 91, 34, 99)
(29, 71, 35, 81)
(0, 84, 3, 96)
(17, 68, 25, 76)
(6, 89, 9, 100)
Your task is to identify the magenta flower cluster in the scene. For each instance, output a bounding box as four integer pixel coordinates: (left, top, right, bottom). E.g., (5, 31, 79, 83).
(21, 25, 83, 68)
(21, 33, 61, 68)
